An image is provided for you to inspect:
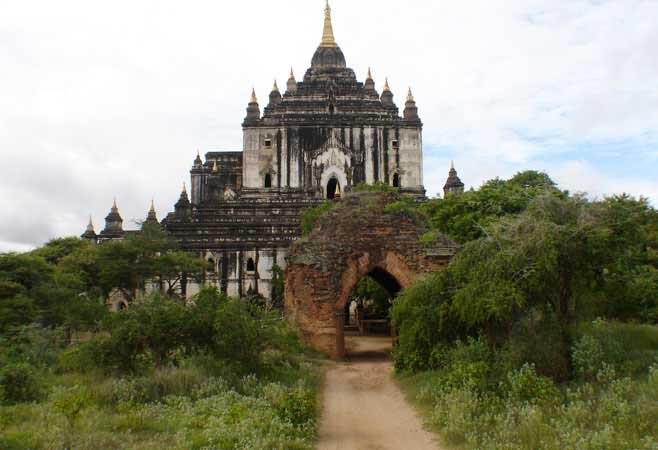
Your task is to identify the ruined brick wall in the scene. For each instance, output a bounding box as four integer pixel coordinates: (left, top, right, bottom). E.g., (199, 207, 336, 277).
(284, 192, 458, 358)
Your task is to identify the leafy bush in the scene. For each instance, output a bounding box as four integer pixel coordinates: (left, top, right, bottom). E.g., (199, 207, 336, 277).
(352, 182, 399, 193)
(300, 201, 333, 236)
(503, 363, 557, 404)
(0, 363, 41, 404)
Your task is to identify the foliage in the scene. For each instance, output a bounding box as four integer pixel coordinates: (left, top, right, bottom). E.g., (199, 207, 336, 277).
(420, 170, 561, 243)
(0, 363, 41, 404)
(351, 182, 399, 193)
(383, 196, 427, 224)
(97, 225, 206, 301)
(299, 201, 334, 236)
(348, 277, 391, 318)
(398, 322, 658, 450)
(269, 264, 285, 309)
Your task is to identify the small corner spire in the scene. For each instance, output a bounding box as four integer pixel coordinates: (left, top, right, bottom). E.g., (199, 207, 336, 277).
(451, 160, 455, 170)
(150, 198, 155, 212)
(250, 88, 258, 103)
(87, 215, 94, 231)
(289, 67, 295, 79)
(383, 77, 391, 92)
(182, 182, 187, 195)
(367, 67, 373, 80)
(321, 0, 337, 47)
(112, 197, 118, 210)
(272, 79, 279, 92)
(407, 87, 414, 102)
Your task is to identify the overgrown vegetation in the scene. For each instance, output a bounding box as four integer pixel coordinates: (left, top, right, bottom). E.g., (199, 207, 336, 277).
(0, 228, 321, 449)
(391, 171, 658, 448)
(300, 201, 334, 236)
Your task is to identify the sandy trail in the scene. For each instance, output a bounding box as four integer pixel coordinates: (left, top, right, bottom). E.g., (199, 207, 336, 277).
(316, 335, 440, 450)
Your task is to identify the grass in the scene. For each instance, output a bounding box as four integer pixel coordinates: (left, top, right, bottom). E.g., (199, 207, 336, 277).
(0, 338, 323, 450)
(397, 321, 658, 450)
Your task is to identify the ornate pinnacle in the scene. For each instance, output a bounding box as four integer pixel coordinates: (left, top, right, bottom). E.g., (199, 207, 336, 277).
(150, 198, 156, 212)
(272, 79, 279, 92)
(321, 0, 337, 47)
(383, 77, 391, 92)
(182, 182, 187, 194)
(86, 215, 94, 232)
(289, 67, 295, 79)
(250, 88, 258, 103)
(112, 197, 118, 210)
(367, 67, 373, 80)
(407, 87, 414, 102)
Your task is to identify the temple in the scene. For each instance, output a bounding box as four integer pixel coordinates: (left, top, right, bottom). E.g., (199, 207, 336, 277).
(82, 1, 462, 307)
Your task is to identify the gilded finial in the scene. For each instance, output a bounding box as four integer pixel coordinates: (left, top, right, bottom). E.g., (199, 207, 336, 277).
(407, 87, 414, 102)
(320, 0, 337, 47)
(182, 182, 187, 194)
(383, 77, 391, 92)
(112, 197, 117, 209)
(272, 79, 279, 92)
(250, 88, 257, 103)
(289, 67, 295, 79)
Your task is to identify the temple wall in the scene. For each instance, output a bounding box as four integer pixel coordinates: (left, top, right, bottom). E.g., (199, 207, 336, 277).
(399, 128, 423, 189)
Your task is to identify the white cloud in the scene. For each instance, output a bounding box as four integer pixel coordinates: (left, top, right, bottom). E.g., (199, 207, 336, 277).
(0, 0, 657, 251)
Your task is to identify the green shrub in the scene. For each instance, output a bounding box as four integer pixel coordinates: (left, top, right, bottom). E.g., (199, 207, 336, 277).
(504, 363, 558, 404)
(300, 201, 333, 236)
(0, 363, 41, 404)
(383, 198, 427, 225)
(572, 334, 606, 379)
(352, 182, 399, 193)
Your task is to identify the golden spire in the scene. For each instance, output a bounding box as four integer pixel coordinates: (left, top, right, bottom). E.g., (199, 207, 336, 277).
(383, 77, 391, 92)
(289, 67, 295, 79)
(321, 0, 337, 47)
(272, 79, 279, 92)
(407, 87, 414, 102)
(250, 88, 257, 103)
(212, 159, 219, 174)
(334, 182, 341, 197)
(182, 182, 187, 194)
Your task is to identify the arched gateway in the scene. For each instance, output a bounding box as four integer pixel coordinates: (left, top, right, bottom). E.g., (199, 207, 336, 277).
(284, 192, 459, 359)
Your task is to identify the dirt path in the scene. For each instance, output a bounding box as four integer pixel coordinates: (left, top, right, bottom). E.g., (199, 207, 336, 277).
(316, 335, 441, 450)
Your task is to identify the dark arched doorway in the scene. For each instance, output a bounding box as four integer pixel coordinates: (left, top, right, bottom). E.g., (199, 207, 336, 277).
(327, 178, 340, 199)
(342, 267, 402, 357)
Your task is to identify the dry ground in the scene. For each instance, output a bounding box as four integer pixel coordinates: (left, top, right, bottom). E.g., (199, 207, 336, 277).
(316, 335, 441, 450)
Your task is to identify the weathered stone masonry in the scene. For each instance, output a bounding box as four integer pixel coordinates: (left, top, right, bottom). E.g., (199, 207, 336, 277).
(284, 192, 458, 358)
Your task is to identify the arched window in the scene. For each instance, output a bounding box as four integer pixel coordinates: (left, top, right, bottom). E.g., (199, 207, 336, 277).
(118, 302, 127, 311)
(246, 257, 256, 272)
(264, 174, 272, 188)
(392, 173, 400, 188)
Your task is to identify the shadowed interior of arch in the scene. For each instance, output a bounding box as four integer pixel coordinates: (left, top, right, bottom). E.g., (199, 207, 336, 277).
(327, 177, 339, 199)
(342, 267, 402, 357)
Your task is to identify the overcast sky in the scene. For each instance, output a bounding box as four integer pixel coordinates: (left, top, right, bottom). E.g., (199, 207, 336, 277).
(1, 0, 657, 252)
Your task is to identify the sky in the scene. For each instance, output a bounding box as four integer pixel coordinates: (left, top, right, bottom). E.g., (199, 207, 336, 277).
(1, 0, 657, 252)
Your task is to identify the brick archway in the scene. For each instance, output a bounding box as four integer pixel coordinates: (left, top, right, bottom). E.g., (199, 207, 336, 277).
(284, 192, 458, 358)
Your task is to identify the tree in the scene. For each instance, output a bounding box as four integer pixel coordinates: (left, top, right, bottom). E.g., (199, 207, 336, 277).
(420, 171, 562, 243)
(97, 225, 206, 301)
